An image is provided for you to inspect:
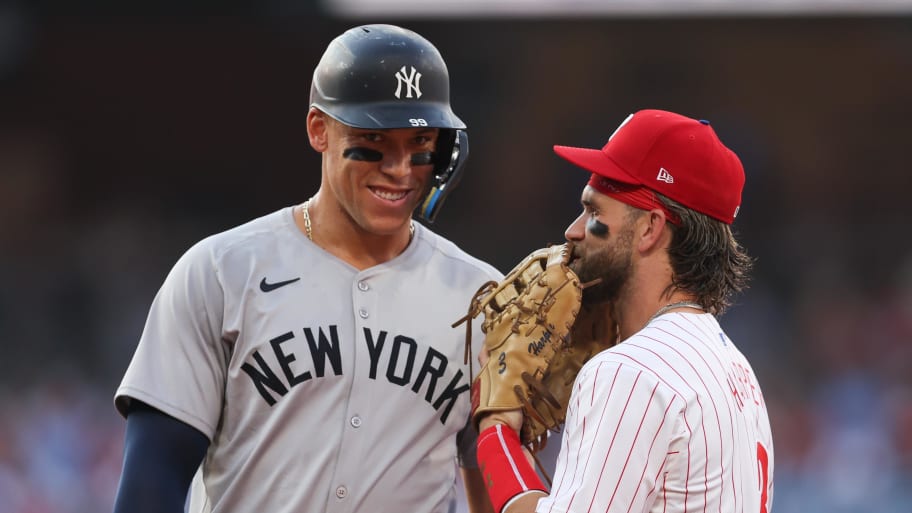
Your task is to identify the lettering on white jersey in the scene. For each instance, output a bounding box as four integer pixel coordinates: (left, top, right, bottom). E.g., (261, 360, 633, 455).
(726, 360, 764, 412)
(241, 325, 470, 424)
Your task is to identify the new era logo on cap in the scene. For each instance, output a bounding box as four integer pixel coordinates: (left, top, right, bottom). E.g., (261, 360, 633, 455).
(553, 109, 745, 224)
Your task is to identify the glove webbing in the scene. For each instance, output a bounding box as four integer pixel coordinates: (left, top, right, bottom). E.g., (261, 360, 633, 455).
(452, 280, 498, 382)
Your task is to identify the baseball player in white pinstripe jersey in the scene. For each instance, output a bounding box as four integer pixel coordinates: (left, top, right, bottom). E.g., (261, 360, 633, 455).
(475, 109, 773, 513)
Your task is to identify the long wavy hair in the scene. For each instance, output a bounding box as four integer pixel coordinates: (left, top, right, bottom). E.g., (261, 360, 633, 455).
(656, 193, 754, 315)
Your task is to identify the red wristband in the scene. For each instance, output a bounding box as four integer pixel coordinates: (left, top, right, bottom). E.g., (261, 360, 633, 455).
(476, 424, 546, 512)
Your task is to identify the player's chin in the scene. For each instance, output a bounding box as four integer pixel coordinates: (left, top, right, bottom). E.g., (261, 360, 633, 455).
(364, 199, 419, 234)
(571, 257, 601, 288)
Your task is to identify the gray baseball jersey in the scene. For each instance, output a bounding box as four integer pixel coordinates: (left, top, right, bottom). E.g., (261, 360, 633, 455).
(114, 206, 502, 513)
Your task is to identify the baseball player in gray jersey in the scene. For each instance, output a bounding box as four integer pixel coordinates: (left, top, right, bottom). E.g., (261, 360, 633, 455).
(111, 24, 500, 513)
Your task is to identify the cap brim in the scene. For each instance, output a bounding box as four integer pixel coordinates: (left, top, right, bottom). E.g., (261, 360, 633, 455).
(316, 101, 466, 130)
(553, 145, 641, 185)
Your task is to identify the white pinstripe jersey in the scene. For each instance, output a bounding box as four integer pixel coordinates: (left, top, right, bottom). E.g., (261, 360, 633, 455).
(114, 207, 502, 513)
(537, 312, 774, 513)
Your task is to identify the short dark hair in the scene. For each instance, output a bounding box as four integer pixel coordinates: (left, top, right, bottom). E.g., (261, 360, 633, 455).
(657, 193, 753, 315)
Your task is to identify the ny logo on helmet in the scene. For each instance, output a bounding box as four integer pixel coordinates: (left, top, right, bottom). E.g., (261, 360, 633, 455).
(394, 66, 423, 99)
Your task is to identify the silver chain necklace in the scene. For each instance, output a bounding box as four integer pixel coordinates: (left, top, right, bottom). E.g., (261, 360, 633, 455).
(645, 300, 704, 326)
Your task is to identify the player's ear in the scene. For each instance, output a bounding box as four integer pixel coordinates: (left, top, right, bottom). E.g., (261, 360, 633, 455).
(636, 209, 669, 253)
(307, 107, 329, 152)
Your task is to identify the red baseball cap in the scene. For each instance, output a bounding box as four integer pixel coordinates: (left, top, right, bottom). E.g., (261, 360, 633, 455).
(553, 109, 745, 224)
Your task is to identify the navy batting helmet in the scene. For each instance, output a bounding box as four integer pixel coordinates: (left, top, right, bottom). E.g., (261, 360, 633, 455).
(310, 24, 468, 223)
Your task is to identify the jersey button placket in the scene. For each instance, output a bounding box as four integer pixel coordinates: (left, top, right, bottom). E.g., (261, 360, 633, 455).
(355, 277, 372, 320)
(346, 273, 374, 506)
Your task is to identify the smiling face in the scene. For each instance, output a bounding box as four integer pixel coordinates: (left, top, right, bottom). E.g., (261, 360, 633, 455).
(308, 109, 439, 236)
(565, 185, 640, 306)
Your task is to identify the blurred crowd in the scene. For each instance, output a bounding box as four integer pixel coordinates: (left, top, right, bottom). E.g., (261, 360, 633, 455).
(0, 377, 123, 513)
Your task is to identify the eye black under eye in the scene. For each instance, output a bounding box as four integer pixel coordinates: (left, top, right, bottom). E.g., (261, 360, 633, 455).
(410, 152, 434, 166)
(343, 147, 383, 161)
(586, 217, 609, 238)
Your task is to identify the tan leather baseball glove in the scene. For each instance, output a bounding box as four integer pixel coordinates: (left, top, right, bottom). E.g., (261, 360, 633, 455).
(453, 243, 618, 454)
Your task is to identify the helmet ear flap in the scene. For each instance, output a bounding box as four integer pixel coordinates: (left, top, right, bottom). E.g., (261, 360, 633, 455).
(419, 129, 468, 223)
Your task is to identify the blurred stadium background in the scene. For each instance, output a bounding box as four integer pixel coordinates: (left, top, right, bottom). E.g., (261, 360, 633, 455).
(1, 1, 911, 512)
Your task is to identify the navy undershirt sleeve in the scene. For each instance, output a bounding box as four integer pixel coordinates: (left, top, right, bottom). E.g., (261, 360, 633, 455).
(112, 401, 209, 513)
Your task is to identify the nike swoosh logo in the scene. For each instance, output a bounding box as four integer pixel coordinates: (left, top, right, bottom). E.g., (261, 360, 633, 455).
(259, 277, 301, 292)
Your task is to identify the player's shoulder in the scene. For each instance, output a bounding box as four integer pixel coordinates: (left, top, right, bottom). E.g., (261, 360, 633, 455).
(579, 313, 724, 392)
(202, 207, 291, 251)
(414, 224, 503, 281)
(176, 207, 292, 266)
